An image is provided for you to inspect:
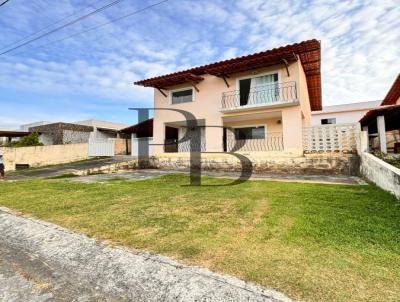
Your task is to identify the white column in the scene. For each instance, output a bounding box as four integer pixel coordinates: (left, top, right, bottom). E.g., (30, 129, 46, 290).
(377, 115, 387, 153)
(131, 133, 137, 156)
(360, 131, 369, 153)
(282, 107, 303, 153)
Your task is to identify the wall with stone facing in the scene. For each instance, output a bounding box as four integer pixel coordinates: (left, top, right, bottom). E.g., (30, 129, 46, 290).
(62, 130, 91, 144)
(149, 153, 360, 176)
(1, 143, 89, 171)
(360, 152, 400, 199)
(30, 123, 93, 145)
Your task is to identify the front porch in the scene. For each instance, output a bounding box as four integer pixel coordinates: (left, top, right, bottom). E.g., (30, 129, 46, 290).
(222, 110, 284, 153)
(161, 108, 304, 154)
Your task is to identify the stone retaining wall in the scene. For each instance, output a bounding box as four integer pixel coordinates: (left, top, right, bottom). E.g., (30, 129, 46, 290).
(149, 153, 360, 176)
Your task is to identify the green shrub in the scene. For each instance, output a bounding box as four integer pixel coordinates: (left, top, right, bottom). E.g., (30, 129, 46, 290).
(5, 132, 43, 148)
(374, 151, 400, 169)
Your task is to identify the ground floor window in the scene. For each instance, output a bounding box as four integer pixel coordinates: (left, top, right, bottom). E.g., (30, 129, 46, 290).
(234, 126, 265, 140)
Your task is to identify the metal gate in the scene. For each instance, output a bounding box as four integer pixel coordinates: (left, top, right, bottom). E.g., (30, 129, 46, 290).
(88, 138, 115, 156)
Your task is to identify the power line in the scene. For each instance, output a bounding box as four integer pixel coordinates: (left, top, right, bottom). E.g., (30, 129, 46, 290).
(0, 0, 126, 56)
(3, 0, 170, 57)
(0, 0, 107, 51)
(0, 0, 11, 7)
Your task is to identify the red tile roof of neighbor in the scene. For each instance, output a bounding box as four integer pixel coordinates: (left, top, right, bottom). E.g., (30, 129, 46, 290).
(381, 74, 400, 106)
(134, 39, 322, 111)
(359, 104, 400, 132)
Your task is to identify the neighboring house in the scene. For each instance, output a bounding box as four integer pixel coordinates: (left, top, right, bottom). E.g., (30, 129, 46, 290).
(27, 119, 130, 146)
(311, 100, 381, 125)
(360, 74, 400, 153)
(75, 119, 129, 140)
(20, 121, 51, 132)
(29, 122, 94, 145)
(135, 39, 321, 154)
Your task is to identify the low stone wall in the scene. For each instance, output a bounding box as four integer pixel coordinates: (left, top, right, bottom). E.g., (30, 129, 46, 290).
(1, 143, 89, 171)
(150, 152, 360, 176)
(360, 152, 400, 199)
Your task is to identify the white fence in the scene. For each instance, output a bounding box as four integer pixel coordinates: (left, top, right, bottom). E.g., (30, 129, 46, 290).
(303, 123, 360, 153)
(88, 138, 115, 156)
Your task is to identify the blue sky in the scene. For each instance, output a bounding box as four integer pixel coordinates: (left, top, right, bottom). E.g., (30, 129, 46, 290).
(0, 0, 399, 128)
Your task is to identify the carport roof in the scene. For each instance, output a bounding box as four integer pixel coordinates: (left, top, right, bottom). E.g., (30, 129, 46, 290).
(0, 130, 30, 138)
(120, 119, 153, 137)
(359, 104, 400, 133)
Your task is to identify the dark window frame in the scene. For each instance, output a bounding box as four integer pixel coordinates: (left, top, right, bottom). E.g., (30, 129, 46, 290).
(321, 118, 336, 125)
(171, 88, 194, 104)
(234, 125, 265, 140)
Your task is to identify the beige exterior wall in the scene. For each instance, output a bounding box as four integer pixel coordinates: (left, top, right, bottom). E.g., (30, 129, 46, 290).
(153, 60, 311, 154)
(297, 58, 312, 126)
(1, 143, 89, 171)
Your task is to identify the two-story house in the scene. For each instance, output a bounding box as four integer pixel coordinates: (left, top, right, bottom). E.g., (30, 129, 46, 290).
(134, 39, 321, 155)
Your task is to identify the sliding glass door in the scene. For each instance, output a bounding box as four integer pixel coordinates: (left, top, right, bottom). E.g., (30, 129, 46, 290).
(239, 73, 278, 106)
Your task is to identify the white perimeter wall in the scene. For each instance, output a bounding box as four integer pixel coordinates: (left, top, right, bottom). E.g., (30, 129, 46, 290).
(1, 143, 89, 171)
(360, 152, 400, 199)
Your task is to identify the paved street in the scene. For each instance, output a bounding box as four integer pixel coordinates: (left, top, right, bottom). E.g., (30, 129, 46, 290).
(0, 208, 292, 302)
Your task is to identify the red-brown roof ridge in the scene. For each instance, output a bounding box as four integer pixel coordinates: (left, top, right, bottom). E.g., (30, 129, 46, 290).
(135, 39, 322, 110)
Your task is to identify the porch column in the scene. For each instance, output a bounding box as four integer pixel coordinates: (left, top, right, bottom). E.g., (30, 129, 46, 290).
(377, 115, 387, 153)
(282, 107, 303, 153)
(152, 117, 165, 155)
(205, 118, 223, 152)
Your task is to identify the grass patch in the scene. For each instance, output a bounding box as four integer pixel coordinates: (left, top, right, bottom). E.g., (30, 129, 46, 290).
(0, 175, 399, 301)
(47, 173, 80, 179)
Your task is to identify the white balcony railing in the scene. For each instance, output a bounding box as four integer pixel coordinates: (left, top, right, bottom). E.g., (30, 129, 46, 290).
(221, 81, 297, 110)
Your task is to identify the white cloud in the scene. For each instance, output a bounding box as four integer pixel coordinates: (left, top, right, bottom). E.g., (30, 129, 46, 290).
(0, 0, 399, 129)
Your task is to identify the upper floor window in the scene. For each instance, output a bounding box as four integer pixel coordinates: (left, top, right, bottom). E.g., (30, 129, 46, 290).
(171, 88, 193, 104)
(321, 118, 336, 125)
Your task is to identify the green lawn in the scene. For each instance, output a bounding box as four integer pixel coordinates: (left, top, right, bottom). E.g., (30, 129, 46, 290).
(0, 175, 399, 301)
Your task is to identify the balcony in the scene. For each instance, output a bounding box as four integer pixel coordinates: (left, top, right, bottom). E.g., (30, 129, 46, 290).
(221, 81, 298, 112)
